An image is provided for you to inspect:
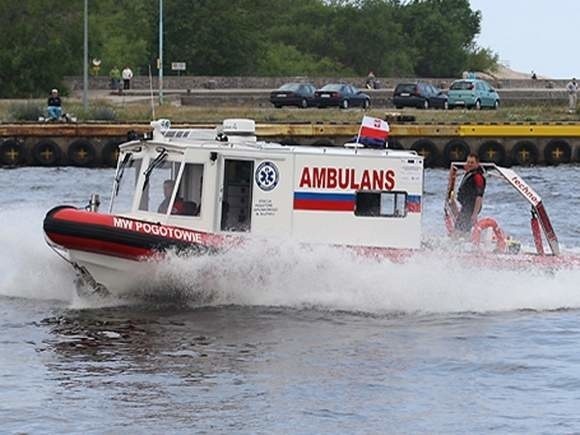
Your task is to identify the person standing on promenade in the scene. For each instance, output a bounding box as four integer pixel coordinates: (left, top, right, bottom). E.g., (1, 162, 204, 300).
(566, 78, 577, 113)
(122, 65, 134, 90)
(109, 66, 121, 91)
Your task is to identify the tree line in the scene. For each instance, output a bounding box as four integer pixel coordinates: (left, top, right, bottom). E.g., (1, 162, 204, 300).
(0, 0, 497, 97)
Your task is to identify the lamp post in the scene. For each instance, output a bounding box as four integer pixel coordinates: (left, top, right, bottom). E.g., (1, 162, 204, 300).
(159, 0, 164, 105)
(83, 0, 88, 111)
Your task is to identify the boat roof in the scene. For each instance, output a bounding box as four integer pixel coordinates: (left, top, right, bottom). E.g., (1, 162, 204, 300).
(119, 119, 421, 160)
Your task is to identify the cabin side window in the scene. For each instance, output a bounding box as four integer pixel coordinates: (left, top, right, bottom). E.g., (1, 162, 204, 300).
(354, 191, 407, 218)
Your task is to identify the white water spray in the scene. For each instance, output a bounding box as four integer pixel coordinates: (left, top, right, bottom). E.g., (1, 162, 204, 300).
(2, 207, 579, 314)
(0, 207, 76, 301)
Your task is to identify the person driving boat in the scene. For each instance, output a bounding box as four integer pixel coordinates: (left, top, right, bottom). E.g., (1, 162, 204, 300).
(157, 179, 185, 214)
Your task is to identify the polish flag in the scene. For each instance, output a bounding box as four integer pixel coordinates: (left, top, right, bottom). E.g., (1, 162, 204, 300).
(357, 116, 390, 142)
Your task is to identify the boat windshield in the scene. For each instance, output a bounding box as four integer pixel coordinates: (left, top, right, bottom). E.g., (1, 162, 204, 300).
(110, 154, 142, 214)
(138, 158, 183, 214)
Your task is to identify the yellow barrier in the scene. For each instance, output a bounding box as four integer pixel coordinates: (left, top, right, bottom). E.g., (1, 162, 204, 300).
(2, 122, 580, 138)
(257, 123, 580, 138)
(458, 124, 580, 137)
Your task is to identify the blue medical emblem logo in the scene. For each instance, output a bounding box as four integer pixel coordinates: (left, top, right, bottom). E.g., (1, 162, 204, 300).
(255, 161, 279, 191)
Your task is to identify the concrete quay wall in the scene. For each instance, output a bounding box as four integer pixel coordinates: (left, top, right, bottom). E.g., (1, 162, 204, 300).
(64, 75, 570, 92)
(1, 123, 580, 168)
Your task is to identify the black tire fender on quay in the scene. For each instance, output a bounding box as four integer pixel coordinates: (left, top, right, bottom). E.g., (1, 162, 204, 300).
(511, 140, 538, 166)
(411, 139, 438, 167)
(101, 139, 122, 167)
(67, 139, 96, 166)
(0, 139, 25, 166)
(387, 137, 404, 150)
(312, 139, 334, 147)
(478, 140, 506, 165)
(443, 139, 470, 166)
(544, 139, 571, 165)
(32, 140, 61, 166)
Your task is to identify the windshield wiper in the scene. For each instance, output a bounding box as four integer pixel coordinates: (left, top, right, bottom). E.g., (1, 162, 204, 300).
(142, 148, 168, 190)
(113, 152, 133, 196)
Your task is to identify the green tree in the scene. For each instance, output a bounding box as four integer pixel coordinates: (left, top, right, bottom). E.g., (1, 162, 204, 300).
(465, 46, 499, 73)
(328, 0, 414, 76)
(401, 0, 482, 77)
(164, 0, 262, 75)
(0, 1, 83, 97)
(0, 0, 496, 96)
(256, 43, 353, 76)
(88, 0, 156, 75)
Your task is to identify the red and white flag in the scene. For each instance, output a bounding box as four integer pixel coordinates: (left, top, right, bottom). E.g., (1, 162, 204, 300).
(357, 116, 390, 142)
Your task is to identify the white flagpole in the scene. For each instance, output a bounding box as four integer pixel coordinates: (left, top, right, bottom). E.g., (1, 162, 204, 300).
(355, 118, 364, 144)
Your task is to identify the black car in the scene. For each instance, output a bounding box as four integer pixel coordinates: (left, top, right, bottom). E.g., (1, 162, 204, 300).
(270, 83, 317, 108)
(393, 82, 448, 109)
(315, 84, 371, 109)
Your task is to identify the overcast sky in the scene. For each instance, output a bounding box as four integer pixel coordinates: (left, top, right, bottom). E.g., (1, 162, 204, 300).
(469, 0, 579, 79)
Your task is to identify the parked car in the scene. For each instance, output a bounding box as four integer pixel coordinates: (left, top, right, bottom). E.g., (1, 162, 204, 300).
(270, 83, 317, 108)
(393, 82, 448, 109)
(315, 84, 371, 109)
(447, 79, 500, 110)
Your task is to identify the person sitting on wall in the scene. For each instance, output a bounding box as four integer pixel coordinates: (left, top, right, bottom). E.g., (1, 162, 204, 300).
(47, 88, 63, 121)
(365, 71, 377, 89)
(157, 179, 185, 214)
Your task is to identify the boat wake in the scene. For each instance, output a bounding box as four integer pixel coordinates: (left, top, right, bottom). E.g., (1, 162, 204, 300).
(100, 237, 580, 314)
(2, 207, 580, 314)
(0, 207, 76, 302)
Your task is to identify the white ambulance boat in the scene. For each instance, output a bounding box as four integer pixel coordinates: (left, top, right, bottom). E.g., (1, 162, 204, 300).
(43, 119, 579, 295)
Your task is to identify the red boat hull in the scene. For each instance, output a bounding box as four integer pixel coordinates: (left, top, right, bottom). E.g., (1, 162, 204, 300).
(43, 206, 224, 261)
(44, 207, 580, 271)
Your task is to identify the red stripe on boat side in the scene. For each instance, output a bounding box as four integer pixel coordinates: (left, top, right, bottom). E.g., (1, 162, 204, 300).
(293, 199, 355, 211)
(406, 202, 421, 213)
(47, 232, 155, 261)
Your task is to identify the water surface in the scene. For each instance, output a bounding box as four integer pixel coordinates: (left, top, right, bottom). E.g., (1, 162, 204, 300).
(1, 166, 579, 434)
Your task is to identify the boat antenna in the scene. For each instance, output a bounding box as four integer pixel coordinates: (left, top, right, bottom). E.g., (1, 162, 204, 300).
(148, 64, 156, 119)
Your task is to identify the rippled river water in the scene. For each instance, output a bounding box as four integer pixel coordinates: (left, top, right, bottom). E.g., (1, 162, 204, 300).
(1, 166, 580, 434)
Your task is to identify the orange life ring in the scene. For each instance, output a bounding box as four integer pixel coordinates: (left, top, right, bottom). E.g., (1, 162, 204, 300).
(471, 217, 507, 253)
(444, 210, 455, 235)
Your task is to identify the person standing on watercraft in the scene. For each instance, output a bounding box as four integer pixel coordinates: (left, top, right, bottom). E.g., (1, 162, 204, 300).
(452, 153, 486, 233)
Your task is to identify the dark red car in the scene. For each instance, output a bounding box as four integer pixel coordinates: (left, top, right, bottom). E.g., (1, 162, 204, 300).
(315, 83, 371, 109)
(270, 83, 317, 108)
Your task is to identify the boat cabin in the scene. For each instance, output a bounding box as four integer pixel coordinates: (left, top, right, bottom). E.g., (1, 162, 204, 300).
(109, 119, 424, 250)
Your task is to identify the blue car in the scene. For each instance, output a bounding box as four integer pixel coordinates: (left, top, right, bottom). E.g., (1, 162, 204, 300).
(447, 79, 500, 110)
